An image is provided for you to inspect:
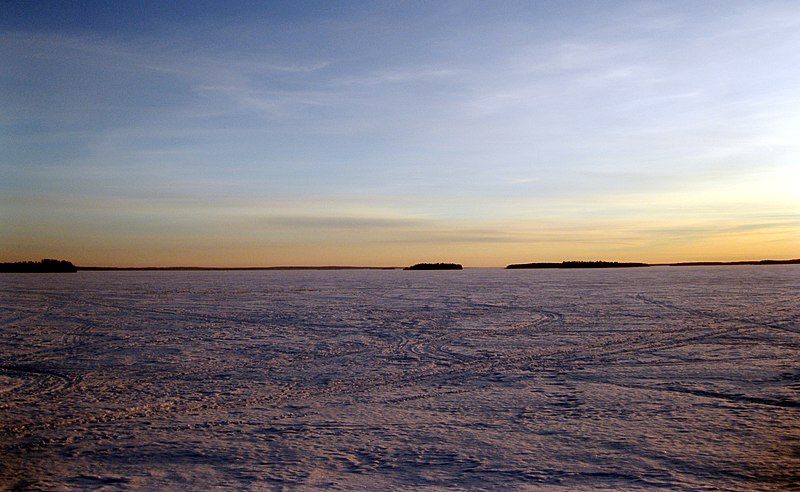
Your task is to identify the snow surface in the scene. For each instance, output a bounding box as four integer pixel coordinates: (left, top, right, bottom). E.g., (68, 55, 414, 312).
(1, 267, 798, 490)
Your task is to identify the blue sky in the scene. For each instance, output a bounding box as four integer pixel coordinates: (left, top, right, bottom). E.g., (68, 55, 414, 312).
(2, 1, 799, 266)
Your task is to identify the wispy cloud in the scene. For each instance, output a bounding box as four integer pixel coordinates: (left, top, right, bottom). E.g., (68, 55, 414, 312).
(3, 2, 800, 264)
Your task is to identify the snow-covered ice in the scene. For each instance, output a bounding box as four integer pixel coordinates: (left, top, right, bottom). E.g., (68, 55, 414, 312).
(1, 267, 798, 489)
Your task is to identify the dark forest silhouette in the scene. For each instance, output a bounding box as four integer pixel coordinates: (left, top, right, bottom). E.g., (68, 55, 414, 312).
(506, 261, 649, 269)
(0, 259, 77, 273)
(77, 266, 399, 271)
(2, 258, 798, 272)
(668, 259, 800, 266)
(404, 263, 463, 270)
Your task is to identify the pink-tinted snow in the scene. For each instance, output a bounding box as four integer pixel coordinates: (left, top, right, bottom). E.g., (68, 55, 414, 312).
(1, 267, 798, 489)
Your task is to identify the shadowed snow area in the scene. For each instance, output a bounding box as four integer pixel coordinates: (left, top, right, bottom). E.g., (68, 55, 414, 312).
(1, 267, 798, 489)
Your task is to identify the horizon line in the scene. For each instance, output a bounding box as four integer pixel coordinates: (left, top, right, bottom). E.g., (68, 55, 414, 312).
(4, 257, 800, 271)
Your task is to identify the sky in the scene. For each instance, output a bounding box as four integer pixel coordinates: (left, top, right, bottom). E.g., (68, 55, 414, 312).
(1, 1, 799, 267)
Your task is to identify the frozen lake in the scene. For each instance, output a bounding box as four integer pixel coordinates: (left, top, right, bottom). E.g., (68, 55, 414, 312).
(1, 267, 798, 490)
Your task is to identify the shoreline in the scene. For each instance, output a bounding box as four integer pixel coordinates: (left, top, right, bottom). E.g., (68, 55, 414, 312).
(2, 259, 798, 273)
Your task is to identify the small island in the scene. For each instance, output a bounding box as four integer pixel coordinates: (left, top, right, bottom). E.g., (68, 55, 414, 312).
(0, 259, 78, 273)
(507, 261, 650, 269)
(404, 263, 463, 270)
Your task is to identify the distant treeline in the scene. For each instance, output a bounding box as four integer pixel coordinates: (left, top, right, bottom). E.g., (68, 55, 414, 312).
(0, 259, 77, 273)
(507, 259, 800, 269)
(77, 266, 400, 271)
(404, 263, 463, 270)
(667, 259, 800, 266)
(4, 258, 798, 273)
(507, 261, 649, 269)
